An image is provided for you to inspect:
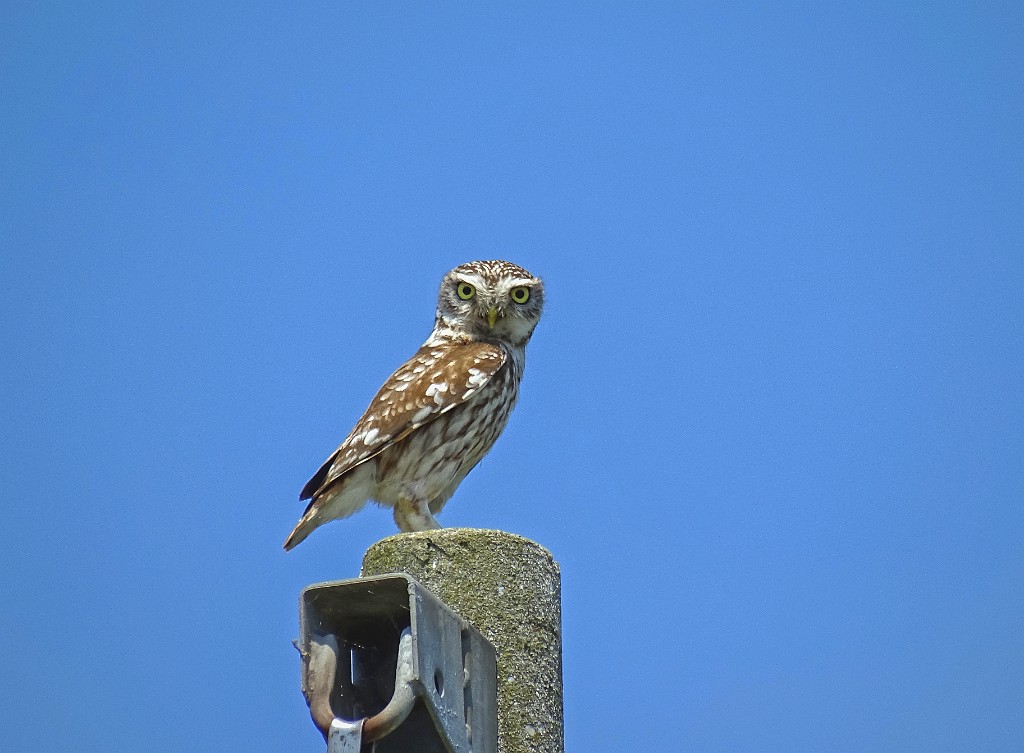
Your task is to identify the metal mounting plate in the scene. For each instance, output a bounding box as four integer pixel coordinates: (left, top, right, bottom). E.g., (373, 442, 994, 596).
(299, 573, 497, 753)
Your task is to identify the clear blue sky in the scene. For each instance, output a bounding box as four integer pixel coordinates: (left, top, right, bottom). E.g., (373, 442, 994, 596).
(2, 3, 1022, 751)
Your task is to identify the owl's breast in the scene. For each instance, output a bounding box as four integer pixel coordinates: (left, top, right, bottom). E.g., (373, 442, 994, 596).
(372, 365, 521, 506)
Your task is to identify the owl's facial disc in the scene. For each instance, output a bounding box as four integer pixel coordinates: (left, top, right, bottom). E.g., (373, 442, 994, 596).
(434, 261, 543, 347)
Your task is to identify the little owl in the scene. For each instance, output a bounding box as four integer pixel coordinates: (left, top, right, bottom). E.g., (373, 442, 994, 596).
(284, 260, 544, 549)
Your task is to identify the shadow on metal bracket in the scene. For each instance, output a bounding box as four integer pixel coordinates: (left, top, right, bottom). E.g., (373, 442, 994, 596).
(297, 573, 497, 753)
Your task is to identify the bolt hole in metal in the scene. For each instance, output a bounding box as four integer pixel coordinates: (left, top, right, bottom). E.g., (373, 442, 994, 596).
(461, 627, 472, 743)
(433, 668, 445, 697)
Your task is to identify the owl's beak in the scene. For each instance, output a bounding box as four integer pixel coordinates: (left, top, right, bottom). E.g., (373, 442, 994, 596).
(487, 307, 498, 329)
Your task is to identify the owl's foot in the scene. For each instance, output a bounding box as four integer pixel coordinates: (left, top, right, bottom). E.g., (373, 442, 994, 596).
(394, 495, 442, 532)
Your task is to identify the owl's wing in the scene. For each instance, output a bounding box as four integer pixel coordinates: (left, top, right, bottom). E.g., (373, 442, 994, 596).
(301, 341, 507, 500)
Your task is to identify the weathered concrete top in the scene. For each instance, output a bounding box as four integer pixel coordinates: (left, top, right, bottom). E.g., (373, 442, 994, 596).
(362, 528, 563, 753)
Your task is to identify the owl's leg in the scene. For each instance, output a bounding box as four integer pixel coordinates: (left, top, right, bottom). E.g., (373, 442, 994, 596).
(394, 493, 442, 532)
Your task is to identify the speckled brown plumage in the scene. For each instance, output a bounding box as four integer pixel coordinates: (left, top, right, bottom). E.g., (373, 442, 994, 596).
(284, 260, 544, 550)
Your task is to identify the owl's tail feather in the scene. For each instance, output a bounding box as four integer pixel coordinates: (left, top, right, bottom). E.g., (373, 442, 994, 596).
(283, 502, 320, 551)
(283, 466, 374, 550)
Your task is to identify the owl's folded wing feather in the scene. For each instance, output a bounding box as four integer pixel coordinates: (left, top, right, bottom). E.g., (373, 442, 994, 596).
(301, 341, 507, 500)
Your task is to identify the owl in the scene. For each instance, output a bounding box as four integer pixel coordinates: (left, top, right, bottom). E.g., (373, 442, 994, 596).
(284, 260, 544, 550)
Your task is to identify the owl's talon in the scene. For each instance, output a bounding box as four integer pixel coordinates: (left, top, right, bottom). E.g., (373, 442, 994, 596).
(394, 497, 442, 532)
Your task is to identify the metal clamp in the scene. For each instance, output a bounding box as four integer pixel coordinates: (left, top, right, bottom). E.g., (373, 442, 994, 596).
(297, 573, 497, 753)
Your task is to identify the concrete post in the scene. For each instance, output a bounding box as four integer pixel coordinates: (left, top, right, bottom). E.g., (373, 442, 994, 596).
(361, 528, 563, 753)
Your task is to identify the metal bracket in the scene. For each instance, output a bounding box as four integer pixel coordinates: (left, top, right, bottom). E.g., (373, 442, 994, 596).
(298, 573, 497, 753)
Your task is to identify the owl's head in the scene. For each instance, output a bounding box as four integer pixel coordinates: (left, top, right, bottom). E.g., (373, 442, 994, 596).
(434, 260, 544, 347)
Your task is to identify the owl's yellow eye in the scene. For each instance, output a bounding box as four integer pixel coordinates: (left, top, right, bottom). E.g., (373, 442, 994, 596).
(456, 282, 476, 300)
(510, 286, 530, 304)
